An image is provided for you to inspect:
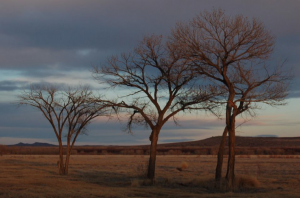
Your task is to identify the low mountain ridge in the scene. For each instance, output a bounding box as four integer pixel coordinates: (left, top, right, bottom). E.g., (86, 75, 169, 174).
(11, 142, 56, 147)
(4, 136, 300, 155)
(157, 136, 300, 148)
(8, 136, 300, 148)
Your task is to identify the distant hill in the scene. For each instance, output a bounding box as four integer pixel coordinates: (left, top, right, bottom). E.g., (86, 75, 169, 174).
(8, 136, 300, 148)
(157, 136, 300, 148)
(71, 136, 300, 155)
(3, 136, 300, 155)
(10, 142, 57, 147)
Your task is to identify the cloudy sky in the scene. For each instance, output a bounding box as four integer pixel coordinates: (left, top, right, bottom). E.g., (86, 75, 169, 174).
(0, 0, 299, 145)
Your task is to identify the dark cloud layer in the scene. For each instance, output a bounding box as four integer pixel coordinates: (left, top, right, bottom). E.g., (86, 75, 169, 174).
(0, 0, 299, 72)
(0, 80, 75, 91)
(0, 80, 27, 91)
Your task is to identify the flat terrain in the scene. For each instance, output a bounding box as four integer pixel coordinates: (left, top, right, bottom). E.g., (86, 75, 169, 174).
(0, 155, 300, 198)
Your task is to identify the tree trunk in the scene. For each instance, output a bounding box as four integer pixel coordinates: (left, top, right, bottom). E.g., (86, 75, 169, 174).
(215, 127, 228, 180)
(64, 151, 71, 175)
(63, 138, 72, 175)
(147, 130, 159, 182)
(58, 143, 65, 175)
(225, 116, 236, 191)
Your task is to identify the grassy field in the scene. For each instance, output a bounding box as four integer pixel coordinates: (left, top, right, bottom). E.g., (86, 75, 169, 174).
(0, 155, 300, 198)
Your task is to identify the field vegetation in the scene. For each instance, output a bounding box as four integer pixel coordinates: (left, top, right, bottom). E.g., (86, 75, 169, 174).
(2, 145, 300, 156)
(0, 155, 299, 197)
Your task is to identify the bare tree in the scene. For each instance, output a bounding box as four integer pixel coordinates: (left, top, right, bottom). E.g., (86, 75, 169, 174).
(93, 35, 219, 181)
(18, 85, 108, 175)
(170, 9, 290, 190)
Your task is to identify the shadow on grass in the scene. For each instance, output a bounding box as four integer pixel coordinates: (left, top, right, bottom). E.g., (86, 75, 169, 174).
(70, 169, 133, 187)
(3, 158, 60, 176)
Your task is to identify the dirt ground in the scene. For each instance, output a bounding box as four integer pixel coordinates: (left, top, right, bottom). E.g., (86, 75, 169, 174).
(0, 155, 299, 198)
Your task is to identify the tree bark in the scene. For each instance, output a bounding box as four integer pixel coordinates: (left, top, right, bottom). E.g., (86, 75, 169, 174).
(147, 130, 159, 182)
(215, 127, 228, 180)
(63, 138, 71, 175)
(58, 142, 65, 175)
(225, 116, 236, 191)
(64, 150, 70, 175)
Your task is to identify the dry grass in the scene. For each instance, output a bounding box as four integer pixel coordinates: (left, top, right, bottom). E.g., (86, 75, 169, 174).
(163, 175, 259, 192)
(0, 155, 300, 197)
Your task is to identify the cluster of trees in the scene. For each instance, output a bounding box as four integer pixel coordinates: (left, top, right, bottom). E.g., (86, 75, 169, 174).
(18, 9, 290, 191)
(18, 86, 108, 175)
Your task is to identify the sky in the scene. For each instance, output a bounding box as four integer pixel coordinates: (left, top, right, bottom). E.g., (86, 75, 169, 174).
(0, 0, 299, 145)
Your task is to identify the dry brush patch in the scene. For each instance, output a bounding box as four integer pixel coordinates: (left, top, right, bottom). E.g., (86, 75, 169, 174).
(176, 162, 188, 172)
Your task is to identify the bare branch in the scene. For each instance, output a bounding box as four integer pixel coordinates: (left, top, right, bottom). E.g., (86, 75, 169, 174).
(93, 34, 218, 134)
(17, 84, 109, 175)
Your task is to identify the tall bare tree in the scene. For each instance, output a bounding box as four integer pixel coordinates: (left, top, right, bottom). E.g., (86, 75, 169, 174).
(18, 85, 108, 175)
(93, 35, 219, 181)
(170, 9, 290, 190)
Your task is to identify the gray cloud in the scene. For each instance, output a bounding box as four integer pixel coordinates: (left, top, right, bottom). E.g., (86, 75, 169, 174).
(0, 80, 28, 91)
(0, 48, 113, 70)
(0, 0, 298, 91)
(0, 1, 298, 66)
(0, 102, 222, 145)
(0, 0, 298, 87)
(0, 80, 74, 92)
(0, 0, 299, 144)
(20, 69, 68, 78)
(287, 91, 300, 99)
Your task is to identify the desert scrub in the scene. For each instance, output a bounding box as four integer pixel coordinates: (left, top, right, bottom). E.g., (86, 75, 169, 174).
(176, 162, 188, 171)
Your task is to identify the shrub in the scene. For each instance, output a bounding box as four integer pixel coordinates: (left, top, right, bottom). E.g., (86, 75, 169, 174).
(136, 161, 148, 178)
(235, 175, 260, 189)
(176, 162, 188, 171)
(130, 179, 141, 187)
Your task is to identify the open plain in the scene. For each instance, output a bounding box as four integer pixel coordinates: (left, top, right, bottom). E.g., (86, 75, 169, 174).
(0, 155, 300, 198)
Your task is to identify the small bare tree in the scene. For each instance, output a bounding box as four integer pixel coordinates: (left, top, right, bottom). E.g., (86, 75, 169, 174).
(18, 85, 108, 175)
(93, 35, 219, 181)
(170, 9, 290, 190)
